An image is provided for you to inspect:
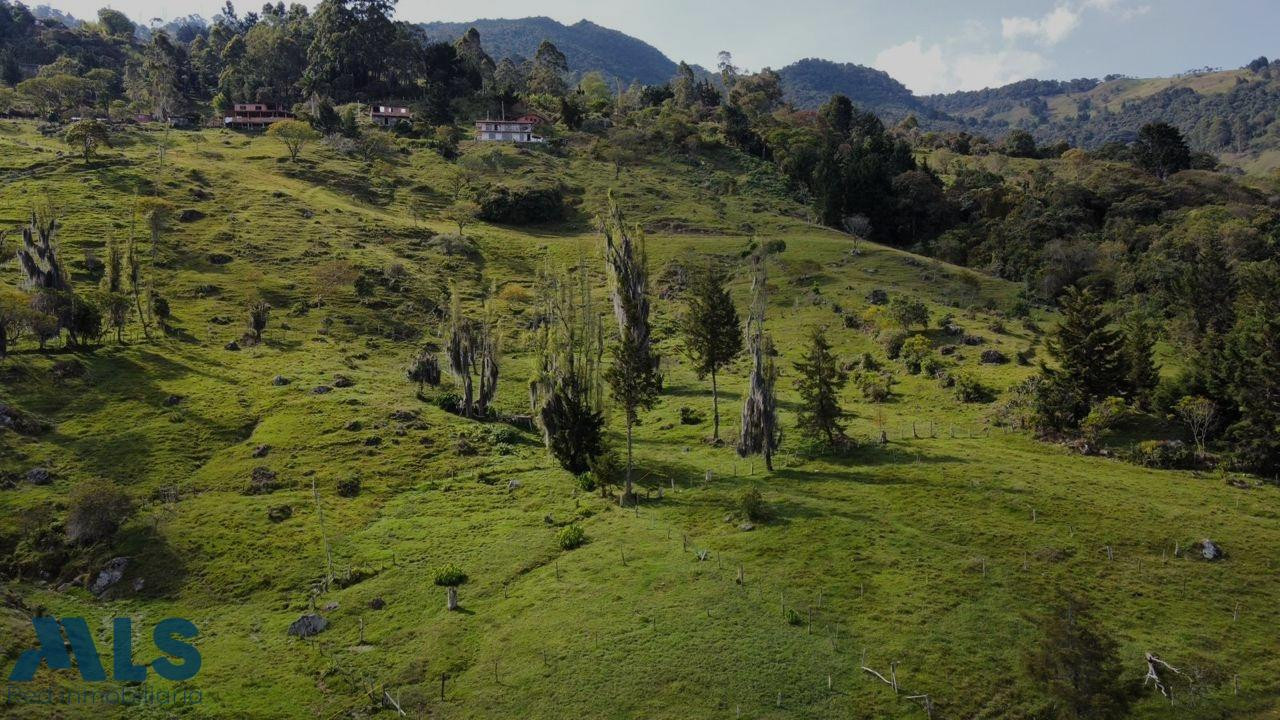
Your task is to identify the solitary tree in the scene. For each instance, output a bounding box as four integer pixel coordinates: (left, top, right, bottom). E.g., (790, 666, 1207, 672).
(794, 325, 849, 448)
(601, 197, 661, 504)
(1174, 396, 1218, 459)
(266, 119, 321, 161)
(680, 261, 742, 441)
(1133, 122, 1190, 180)
(737, 255, 781, 470)
(442, 200, 481, 235)
(407, 348, 441, 396)
(1024, 595, 1138, 720)
(445, 289, 499, 419)
(247, 299, 270, 341)
(65, 119, 111, 164)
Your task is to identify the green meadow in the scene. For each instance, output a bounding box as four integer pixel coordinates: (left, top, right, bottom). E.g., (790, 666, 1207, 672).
(1, 120, 1278, 719)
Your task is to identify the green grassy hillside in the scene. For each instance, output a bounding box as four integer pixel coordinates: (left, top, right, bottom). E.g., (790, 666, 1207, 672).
(2, 121, 1278, 719)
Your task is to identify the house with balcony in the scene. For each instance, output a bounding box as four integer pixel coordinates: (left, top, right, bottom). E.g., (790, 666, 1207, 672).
(371, 105, 413, 128)
(223, 103, 295, 130)
(474, 114, 546, 143)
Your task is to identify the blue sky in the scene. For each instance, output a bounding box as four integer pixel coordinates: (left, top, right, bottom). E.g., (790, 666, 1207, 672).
(45, 0, 1280, 93)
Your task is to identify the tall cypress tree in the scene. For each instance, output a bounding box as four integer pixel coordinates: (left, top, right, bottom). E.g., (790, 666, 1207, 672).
(793, 325, 848, 447)
(1224, 261, 1280, 477)
(680, 260, 742, 441)
(1122, 313, 1160, 409)
(1039, 286, 1126, 427)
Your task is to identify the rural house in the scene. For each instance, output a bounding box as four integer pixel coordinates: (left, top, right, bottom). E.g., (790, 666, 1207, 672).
(371, 105, 413, 128)
(224, 103, 295, 130)
(474, 114, 545, 143)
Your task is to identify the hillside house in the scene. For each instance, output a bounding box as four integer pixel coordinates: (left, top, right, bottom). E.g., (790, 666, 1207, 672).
(371, 105, 412, 128)
(474, 114, 545, 143)
(224, 103, 295, 130)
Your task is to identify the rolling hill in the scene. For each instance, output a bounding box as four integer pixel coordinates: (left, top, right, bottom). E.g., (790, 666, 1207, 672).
(2, 116, 1279, 718)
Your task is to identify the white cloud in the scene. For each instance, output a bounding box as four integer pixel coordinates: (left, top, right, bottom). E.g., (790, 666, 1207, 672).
(1002, 5, 1081, 46)
(873, 38, 1049, 94)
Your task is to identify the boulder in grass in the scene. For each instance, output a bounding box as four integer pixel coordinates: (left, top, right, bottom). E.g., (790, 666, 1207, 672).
(333, 375, 354, 388)
(90, 557, 129, 596)
(1195, 539, 1224, 561)
(25, 467, 53, 486)
(312, 385, 333, 395)
(247, 466, 278, 495)
(224, 340, 240, 351)
(252, 444, 271, 458)
(272, 375, 291, 386)
(287, 614, 328, 638)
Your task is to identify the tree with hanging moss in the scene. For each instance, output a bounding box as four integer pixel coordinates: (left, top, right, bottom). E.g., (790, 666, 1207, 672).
(601, 197, 661, 504)
(794, 325, 849, 447)
(738, 254, 781, 470)
(407, 348, 441, 396)
(445, 288, 499, 419)
(680, 260, 741, 441)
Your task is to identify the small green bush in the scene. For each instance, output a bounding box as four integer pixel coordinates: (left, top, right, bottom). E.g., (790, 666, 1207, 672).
(432, 563, 467, 587)
(556, 524, 586, 550)
(785, 608, 804, 626)
(575, 472, 597, 492)
(1129, 440, 1192, 469)
(739, 486, 772, 522)
(952, 371, 992, 403)
(336, 478, 361, 497)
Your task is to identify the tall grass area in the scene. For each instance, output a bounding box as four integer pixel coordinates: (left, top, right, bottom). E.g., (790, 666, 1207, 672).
(1, 120, 1278, 719)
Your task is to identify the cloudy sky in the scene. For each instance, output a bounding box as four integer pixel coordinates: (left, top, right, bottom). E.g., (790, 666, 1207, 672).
(43, 0, 1280, 93)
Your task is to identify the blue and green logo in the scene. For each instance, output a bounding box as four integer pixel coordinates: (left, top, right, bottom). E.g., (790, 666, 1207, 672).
(9, 617, 200, 682)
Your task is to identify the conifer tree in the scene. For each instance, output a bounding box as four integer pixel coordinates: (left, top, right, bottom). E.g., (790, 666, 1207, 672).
(1122, 313, 1160, 409)
(680, 260, 742, 441)
(737, 255, 781, 470)
(1039, 286, 1126, 428)
(1224, 261, 1280, 476)
(793, 325, 849, 447)
(602, 197, 661, 503)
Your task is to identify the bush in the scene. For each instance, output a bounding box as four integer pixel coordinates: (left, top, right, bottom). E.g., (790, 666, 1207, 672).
(899, 335, 932, 374)
(435, 391, 463, 414)
(1129, 440, 1193, 469)
(336, 478, 361, 497)
(575, 472, 596, 492)
(556, 524, 586, 550)
(785, 607, 804, 626)
(952, 371, 992, 403)
(432, 563, 468, 587)
(476, 185, 566, 224)
(588, 450, 622, 492)
(739, 486, 772, 522)
(65, 479, 134, 544)
(679, 406, 705, 425)
(880, 330, 909, 359)
(1081, 397, 1129, 443)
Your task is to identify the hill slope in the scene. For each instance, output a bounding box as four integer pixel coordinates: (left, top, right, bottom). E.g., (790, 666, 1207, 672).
(419, 16, 681, 85)
(1, 120, 1279, 719)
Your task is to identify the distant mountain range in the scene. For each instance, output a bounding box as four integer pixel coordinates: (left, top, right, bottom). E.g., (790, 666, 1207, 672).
(420, 17, 1280, 171)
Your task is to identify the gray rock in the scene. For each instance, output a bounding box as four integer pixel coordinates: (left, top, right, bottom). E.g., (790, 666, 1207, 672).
(224, 340, 240, 351)
(272, 375, 291, 386)
(507, 479, 522, 492)
(1199, 539, 1224, 561)
(25, 467, 53, 485)
(312, 385, 333, 394)
(333, 375, 354, 388)
(90, 557, 129, 595)
(252, 444, 271, 458)
(980, 349, 1009, 364)
(163, 394, 183, 406)
(344, 420, 362, 431)
(287, 614, 328, 638)
(738, 522, 755, 532)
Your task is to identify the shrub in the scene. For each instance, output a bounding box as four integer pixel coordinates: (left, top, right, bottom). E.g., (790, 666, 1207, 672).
(679, 406, 705, 425)
(432, 563, 468, 587)
(476, 185, 566, 224)
(575, 472, 596, 492)
(556, 524, 586, 550)
(899, 335, 932, 374)
(1081, 397, 1129, 443)
(920, 356, 949, 378)
(785, 608, 804, 626)
(952, 371, 992, 403)
(588, 450, 622, 492)
(1130, 440, 1193, 469)
(65, 479, 134, 544)
(336, 478, 361, 497)
(880, 330, 909, 359)
(435, 391, 462, 414)
(738, 486, 772, 522)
